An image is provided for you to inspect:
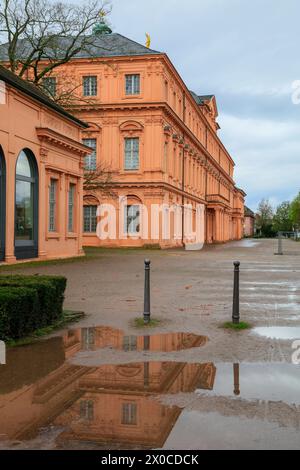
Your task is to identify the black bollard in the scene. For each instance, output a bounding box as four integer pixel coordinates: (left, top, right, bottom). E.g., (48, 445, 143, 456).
(143, 259, 151, 324)
(232, 261, 240, 324)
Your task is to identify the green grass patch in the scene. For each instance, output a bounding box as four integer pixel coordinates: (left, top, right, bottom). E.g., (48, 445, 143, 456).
(222, 321, 252, 330)
(6, 310, 85, 347)
(132, 317, 162, 328)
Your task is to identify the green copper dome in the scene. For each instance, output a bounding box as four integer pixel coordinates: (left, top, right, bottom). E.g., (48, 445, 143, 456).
(93, 19, 112, 35)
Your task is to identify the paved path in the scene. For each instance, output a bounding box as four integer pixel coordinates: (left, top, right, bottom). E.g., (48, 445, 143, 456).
(5, 238, 300, 363)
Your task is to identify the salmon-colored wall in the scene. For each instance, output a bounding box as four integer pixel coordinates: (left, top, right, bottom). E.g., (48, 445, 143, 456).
(0, 80, 90, 262)
(47, 53, 244, 247)
(244, 215, 255, 237)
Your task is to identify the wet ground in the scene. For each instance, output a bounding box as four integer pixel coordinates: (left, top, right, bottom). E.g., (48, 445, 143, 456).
(1, 238, 300, 449)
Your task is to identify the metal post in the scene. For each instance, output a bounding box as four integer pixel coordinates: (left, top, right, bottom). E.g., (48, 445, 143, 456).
(143, 259, 151, 324)
(275, 231, 283, 255)
(232, 261, 240, 324)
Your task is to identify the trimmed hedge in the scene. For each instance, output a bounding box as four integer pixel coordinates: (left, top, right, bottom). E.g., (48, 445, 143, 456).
(0, 275, 67, 340)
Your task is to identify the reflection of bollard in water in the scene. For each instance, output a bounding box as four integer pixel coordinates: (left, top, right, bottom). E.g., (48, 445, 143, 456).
(143, 259, 151, 324)
(232, 261, 240, 324)
(233, 363, 240, 395)
(275, 232, 283, 255)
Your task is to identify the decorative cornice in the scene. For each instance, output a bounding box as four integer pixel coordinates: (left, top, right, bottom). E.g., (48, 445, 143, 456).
(36, 127, 92, 157)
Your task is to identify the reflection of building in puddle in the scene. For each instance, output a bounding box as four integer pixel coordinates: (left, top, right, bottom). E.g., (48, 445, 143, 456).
(0, 334, 215, 449)
(63, 326, 208, 353)
(54, 362, 216, 449)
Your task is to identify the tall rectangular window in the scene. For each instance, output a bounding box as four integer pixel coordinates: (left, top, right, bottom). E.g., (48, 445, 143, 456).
(80, 400, 94, 421)
(121, 403, 137, 425)
(82, 138, 97, 171)
(125, 74, 140, 95)
(83, 76, 97, 96)
(125, 205, 140, 235)
(83, 205, 97, 233)
(68, 184, 75, 232)
(49, 179, 57, 232)
(43, 77, 56, 97)
(124, 137, 139, 170)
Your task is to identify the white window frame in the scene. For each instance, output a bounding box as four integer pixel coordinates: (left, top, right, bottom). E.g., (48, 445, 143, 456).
(68, 184, 75, 232)
(83, 205, 97, 233)
(82, 138, 97, 171)
(125, 204, 140, 235)
(125, 74, 140, 95)
(48, 178, 57, 232)
(83, 76, 97, 96)
(124, 137, 139, 170)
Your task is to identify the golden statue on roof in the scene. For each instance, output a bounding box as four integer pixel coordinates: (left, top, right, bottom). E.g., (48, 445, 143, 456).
(145, 33, 151, 48)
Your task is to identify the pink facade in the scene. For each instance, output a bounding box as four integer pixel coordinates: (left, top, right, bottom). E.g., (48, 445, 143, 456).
(42, 33, 246, 248)
(244, 206, 255, 237)
(0, 66, 90, 263)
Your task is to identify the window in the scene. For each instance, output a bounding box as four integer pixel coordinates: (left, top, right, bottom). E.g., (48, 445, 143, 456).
(49, 179, 57, 232)
(42, 77, 56, 97)
(125, 74, 140, 95)
(83, 76, 97, 96)
(81, 327, 96, 350)
(83, 205, 97, 233)
(125, 205, 140, 235)
(15, 149, 38, 260)
(82, 138, 97, 170)
(124, 137, 139, 170)
(68, 184, 75, 232)
(80, 400, 94, 421)
(123, 335, 137, 351)
(122, 403, 137, 425)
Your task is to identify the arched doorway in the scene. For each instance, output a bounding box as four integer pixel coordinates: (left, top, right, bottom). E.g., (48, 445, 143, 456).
(15, 149, 38, 260)
(0, 147, 5, 261)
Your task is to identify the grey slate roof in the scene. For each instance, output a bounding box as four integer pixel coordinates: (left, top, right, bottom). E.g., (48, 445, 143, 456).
(244, 206, 255, 217)
(0, 33, 162, 62)
(0, 65, 88, 128)
(190, 90, 214, 105)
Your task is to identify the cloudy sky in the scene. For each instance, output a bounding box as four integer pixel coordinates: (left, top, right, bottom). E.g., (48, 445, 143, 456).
(108, 0, 300, 211)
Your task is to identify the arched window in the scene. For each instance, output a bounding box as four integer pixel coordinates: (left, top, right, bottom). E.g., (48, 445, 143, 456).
(15, 149, 38, 259)
(0, 147, 6, 261)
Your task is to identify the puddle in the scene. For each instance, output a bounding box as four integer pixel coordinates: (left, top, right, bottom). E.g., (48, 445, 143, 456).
(1, 337, 300, 449)
(64, 326, 208, 353)
(253, 327, 300, 340)
(195, 363, 300, 405)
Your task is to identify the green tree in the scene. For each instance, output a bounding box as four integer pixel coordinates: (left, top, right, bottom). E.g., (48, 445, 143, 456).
(273, 201, 293, 232)
(256, 198, 276, 237)
(290, 192, 300, 229)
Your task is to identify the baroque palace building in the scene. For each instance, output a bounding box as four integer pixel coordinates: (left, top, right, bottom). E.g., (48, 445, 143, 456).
(0, 23, 246, 252)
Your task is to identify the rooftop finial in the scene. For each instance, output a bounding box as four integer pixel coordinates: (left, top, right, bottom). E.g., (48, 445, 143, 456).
(145, 33, 151, 48)
(93, 10, 112, 35)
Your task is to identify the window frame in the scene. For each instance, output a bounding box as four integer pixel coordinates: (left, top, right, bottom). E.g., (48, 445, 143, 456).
(125, 204, 140, 235)
(124, 137, 140, 171)
(68, 183, 76, 233)
(83, 205, 97, 233)
(42, 77, 57, 97)
(48, 178, 58, 232)
(82, 138, 97, 171)
(125, 74, 141, 95)
(83, 75, 98, 97)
